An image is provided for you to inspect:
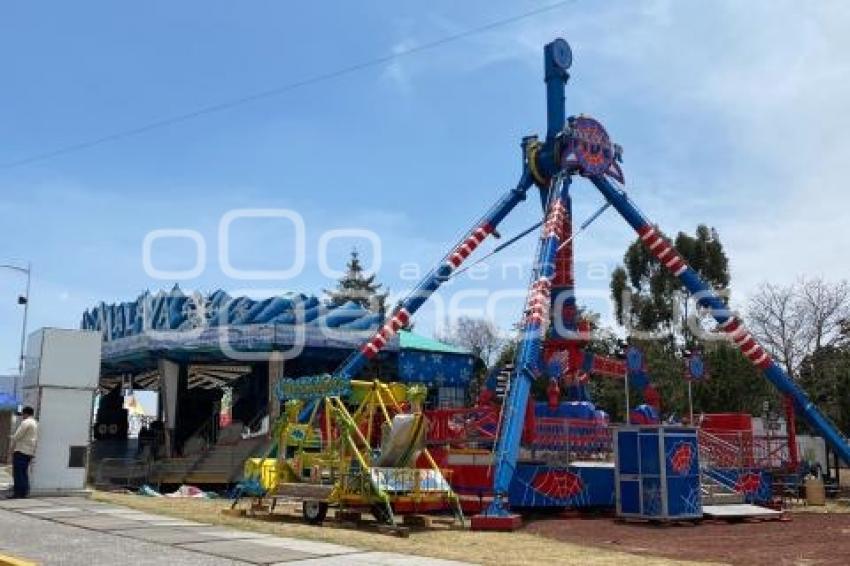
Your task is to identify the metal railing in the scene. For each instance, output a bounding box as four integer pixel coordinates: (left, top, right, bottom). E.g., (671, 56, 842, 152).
(698, 429, 745, 470)
(426, 406, 500, 446)
(699, 429, 792, 471)
(530, 418, 613, 463)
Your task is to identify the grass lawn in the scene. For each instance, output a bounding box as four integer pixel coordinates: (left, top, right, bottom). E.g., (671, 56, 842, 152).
(92, 491, 715, 566)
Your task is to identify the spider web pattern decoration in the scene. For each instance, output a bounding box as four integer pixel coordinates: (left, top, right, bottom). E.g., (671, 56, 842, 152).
(734, 471, 771, 503)
(735, 471, 761, 494)
(641, 480, 662, 516)
(679, 484, 702, 515)
(532, 469, 584, 499)
(510, 465, 590, 507)
(668, 441, 695, 476)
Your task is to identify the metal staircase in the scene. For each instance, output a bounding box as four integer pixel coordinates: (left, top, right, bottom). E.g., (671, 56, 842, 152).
(698, 429, 746, 506)
(494, 365, 513, 401)
(146, 420, 269, 486)
(700, 471, 745, 505)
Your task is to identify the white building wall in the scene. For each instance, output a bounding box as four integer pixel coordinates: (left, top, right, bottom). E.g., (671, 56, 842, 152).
(22, 328, 101, 493)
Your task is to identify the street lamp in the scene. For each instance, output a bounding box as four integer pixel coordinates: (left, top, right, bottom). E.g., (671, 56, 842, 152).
(1, 262, 31, 397)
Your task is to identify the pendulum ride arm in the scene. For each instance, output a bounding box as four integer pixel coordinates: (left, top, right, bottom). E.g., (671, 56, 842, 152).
(485, 174, 573, 516)
(590, 174, 850, 465)
(333, 171, 535, 382)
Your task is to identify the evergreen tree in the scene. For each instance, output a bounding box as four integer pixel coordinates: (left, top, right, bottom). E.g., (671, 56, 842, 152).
(324, 250, 388, 314)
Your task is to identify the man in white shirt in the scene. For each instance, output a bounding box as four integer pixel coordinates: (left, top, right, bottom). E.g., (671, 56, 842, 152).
(10, 406, 37, 498)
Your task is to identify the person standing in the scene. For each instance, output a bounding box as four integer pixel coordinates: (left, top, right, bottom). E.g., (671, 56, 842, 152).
(10, 406, 38, 498)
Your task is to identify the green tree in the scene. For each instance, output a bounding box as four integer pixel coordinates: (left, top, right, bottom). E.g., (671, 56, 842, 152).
(324, 250, 388, 314)
(693, 341, 778, 415)
(799, 344, 850, 434)
(610, 224, 730, 347)
(609, 225, 774, 418)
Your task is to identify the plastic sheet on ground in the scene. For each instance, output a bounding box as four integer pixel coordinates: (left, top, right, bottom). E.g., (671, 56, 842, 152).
(137, 484, 163, 497)
(165, 484, 214, 498)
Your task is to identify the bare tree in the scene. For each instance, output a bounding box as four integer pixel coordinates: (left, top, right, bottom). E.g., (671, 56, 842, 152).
(798, 278, 850, 352)
(437, 316, 503, 367)
(746, 277, 850, 377)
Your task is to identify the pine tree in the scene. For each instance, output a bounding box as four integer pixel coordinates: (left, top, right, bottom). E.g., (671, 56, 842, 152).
(324, 250, 388, 314)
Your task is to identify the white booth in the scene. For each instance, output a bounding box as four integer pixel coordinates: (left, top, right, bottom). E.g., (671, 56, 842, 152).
(22, 328, 101, 494)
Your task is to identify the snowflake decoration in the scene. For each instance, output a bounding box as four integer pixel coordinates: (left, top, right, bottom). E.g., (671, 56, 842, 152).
(434, 371, 447, 386)
(401, 360, 417, 379)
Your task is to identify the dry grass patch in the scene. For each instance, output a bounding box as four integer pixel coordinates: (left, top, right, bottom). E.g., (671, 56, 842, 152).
(788, 500, 850, 514)
(92, 491, 716, 565)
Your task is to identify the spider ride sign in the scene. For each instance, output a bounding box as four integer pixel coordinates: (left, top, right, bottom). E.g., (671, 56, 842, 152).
(275, 374, 350, 401)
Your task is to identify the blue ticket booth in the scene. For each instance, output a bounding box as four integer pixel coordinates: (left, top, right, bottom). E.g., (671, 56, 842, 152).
(614, 425, 702, 520)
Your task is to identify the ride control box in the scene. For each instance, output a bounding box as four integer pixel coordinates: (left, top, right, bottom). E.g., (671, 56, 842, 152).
(614, 425, 702, 520)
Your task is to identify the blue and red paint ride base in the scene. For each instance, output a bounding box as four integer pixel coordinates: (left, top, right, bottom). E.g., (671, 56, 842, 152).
(468, 462, 617, 529)
(438, 450, 615, 514)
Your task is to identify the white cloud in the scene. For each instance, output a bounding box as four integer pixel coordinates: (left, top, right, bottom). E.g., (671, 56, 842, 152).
(382, 39, 418, 93)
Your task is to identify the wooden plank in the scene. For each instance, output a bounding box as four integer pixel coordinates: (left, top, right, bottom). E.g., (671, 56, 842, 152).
(401, 514, 433, 527)
(377, 524, 410, 538)
(337, 510, 363, 522)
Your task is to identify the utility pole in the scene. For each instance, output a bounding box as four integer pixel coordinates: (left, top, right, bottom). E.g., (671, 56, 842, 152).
(1, 262, 31, 399)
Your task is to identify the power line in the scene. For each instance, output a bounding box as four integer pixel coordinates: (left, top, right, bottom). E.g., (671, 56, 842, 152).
(1, 1, 575, 171)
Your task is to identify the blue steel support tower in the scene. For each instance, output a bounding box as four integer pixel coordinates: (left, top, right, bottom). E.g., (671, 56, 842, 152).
(484, 174, 572, 525)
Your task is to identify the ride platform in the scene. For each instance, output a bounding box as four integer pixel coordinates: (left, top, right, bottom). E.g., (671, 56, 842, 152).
(702, 504, 783, 520)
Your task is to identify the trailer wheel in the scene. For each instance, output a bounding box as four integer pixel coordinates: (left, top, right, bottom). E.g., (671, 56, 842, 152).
(302, 500, 328, 524)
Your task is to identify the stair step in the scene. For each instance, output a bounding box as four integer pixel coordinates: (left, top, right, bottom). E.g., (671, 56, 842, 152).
(703, 493, 745, 505)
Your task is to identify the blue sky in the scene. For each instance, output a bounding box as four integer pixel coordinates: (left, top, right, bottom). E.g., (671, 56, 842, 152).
(2, 1, 849, 373)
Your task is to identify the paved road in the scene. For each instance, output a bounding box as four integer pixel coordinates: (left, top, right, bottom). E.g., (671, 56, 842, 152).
(0, 497, 470, 565)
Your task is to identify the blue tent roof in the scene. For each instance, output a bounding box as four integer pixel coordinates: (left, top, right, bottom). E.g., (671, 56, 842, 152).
(82, 289, 474, 375)
(81, 288, 387, 341)
(0, 392, 20, 411)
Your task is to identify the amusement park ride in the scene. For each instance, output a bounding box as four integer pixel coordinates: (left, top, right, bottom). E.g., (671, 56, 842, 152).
(244, 37, 850, 530)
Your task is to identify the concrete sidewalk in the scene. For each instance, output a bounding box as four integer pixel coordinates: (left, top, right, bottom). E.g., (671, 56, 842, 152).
(0, 496, 473, 565)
